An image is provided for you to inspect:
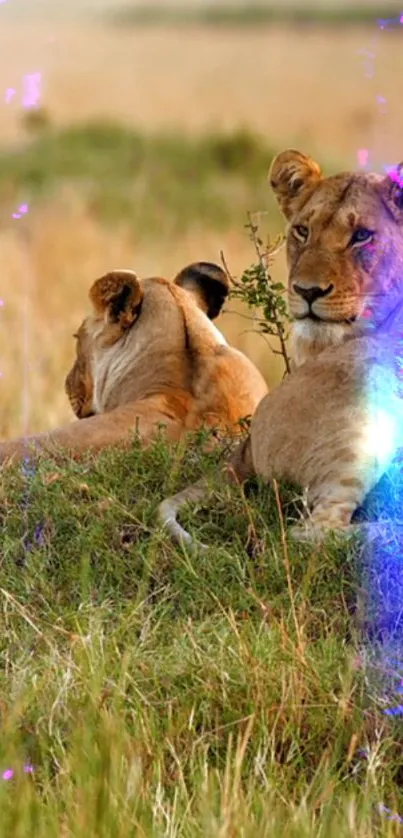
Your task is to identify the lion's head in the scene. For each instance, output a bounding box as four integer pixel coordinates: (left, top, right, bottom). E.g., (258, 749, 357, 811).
(65, 261, 234, 420)
(269, 149, 403, 366)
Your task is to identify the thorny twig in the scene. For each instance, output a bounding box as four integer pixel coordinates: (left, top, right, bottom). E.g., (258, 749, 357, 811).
(221, 212, 291, 376)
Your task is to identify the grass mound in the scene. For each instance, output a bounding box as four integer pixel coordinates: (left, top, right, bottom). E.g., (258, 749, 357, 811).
(110, 3, 403, 29)
(0, 122, 276, 233)
(0, 431, 402, 834)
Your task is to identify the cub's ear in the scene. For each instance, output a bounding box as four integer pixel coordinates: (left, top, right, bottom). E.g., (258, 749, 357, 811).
(89, 270, 143, 328)
(269, 149, 322, 220)
(380, 162, 403, 219)
(173, 261, 229, 319)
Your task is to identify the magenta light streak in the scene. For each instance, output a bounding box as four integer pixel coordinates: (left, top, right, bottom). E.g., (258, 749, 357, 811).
(4, 88, 15, 104)
(357, 148, 369, 167)
(384, 166, 403, 187)
(12, 203, 29, 220)
(1, 764, 34, 781)
(377, 804, 403, 824)
(22, 72, 41, 109)
(358, 47, 375, 79)
(376, 94, 387, 115)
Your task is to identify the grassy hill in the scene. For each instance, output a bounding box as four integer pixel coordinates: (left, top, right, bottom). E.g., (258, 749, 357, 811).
(0, 430, 403, 835)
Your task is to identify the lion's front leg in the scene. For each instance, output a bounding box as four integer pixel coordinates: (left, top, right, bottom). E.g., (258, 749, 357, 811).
(288, 467, 380, 544)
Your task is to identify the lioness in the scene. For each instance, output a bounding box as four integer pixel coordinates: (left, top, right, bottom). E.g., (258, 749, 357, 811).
(158, 150, 403, 545)
(0, 262, 268, 464)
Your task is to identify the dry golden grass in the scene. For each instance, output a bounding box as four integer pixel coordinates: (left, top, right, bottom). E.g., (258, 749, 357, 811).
(0, 20, 401, 438)
(2, 22, 403, 163)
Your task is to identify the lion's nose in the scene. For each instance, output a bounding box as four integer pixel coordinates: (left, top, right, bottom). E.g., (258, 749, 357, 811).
(293, 284, 333, 305)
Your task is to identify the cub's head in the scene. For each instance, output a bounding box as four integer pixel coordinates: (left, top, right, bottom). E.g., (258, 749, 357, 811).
(65, 262, 229, 418)
(269, 149, 403, 364)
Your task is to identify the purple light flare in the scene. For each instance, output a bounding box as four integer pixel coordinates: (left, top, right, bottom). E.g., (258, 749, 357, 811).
(376, 94, 387, 115)
(4, 88, 15, 104)
(376, 12, 403, 29)
(357, 148, 369, 168)
(22, 72, 41, 110)
(1, 764, 33, 781)
(358, 47, 375, 79)
(377, 803, 403, 824)
(12, 203, 29, 220)
(382, 703, 403, 716)
(383, 165, 403, 188)
(377, 16, 399, 30)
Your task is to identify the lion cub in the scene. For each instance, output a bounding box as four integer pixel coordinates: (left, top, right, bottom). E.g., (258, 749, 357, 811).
(0, 262, 268, 465)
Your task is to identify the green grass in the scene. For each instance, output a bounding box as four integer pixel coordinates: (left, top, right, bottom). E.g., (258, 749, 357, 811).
(0, 429, 403, 835)
(0, 121, 278, 235)
(110, 3, 403, 28)
(1, 117, 402, 833)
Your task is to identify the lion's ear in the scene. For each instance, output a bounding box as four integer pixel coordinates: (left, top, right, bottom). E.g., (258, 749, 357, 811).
(381, 162, 403, 218)
(269, 149, 322, 220)
(89, 270, 143, 328)
(173, 261, 229, 319)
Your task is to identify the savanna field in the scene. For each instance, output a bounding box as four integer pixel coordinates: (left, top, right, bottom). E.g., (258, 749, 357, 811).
(1, 3, 403, 834)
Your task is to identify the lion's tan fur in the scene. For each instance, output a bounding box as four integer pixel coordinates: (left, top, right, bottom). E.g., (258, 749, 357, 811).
(159, 151, 403, 545)
(0, 262, 268, 465)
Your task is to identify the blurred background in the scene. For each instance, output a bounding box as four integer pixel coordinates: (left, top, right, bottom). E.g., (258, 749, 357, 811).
(0, 0, 402, 437)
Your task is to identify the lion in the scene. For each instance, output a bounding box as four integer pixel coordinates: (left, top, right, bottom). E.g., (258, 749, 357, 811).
(0, 262, 268, 465)
(157, 150, 403, 546)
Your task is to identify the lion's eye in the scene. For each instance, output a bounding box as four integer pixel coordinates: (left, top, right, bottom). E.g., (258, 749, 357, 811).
(293, 224, 309, 242)
(350, 227, 374, 246)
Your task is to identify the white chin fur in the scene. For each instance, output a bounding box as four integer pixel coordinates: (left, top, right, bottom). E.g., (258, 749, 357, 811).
(291, 319, 351, 367)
